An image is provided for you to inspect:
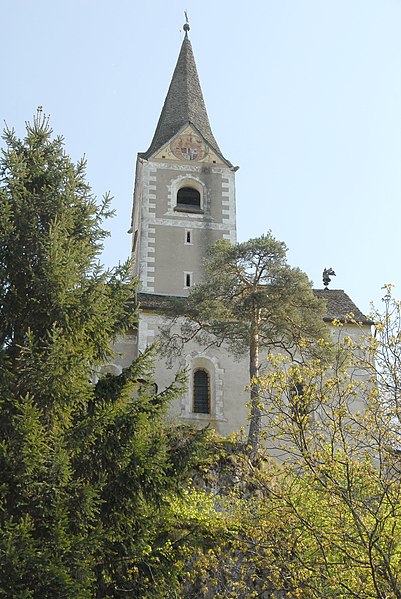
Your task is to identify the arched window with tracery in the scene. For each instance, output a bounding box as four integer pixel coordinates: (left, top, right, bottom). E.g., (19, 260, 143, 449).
(193, 369, 210, 414)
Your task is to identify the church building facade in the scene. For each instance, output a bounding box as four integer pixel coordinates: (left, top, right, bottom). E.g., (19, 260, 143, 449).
(111, 27, 370, 437)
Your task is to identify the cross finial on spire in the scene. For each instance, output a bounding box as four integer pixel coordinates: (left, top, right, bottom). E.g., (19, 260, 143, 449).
(183, 10, 190, 36)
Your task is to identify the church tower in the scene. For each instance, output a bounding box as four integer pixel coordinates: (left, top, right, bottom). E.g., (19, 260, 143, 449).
(123, 24, 250, 433)
(130, 24, 237, 298)
(113, 23, 371, 437)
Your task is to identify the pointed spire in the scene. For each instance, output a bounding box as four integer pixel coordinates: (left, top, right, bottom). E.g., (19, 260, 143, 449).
(142, 27, 221, 158)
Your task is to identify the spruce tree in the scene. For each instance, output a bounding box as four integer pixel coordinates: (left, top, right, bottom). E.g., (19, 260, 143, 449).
(0, 111, 201, 597)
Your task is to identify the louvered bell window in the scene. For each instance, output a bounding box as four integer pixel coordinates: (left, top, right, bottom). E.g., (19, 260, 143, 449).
(177, 187, 200, 209)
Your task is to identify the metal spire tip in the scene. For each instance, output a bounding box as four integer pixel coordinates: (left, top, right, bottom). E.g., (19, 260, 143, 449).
(183, 10, 190, 35)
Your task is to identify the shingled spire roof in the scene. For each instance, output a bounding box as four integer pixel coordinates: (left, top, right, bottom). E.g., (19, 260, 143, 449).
(141, 29, 221, 159)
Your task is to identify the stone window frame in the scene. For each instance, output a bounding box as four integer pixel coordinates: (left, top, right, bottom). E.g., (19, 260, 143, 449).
(185, 229, 193, 245)
(168, 175, 208, 215)
(180, 353, 226, 422)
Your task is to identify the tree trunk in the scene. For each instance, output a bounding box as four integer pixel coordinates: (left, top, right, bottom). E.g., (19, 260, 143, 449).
(247, 306, 261, 457)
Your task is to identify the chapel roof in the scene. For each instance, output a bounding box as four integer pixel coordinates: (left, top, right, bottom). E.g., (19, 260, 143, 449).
(141, 29, 221, 160)
(137, 289, 372, 326)
(313, 289, 372, 324)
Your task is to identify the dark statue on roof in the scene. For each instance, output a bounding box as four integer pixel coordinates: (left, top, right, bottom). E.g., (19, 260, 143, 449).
(323, 268, 336, 289)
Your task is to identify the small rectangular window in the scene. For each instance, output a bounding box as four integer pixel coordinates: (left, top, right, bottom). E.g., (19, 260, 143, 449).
(185, 230, 192, 244)
(184, 272, 192, 288)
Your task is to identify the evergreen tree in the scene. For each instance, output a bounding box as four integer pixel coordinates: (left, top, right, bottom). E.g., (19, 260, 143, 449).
(162, 234, 330, 454)
(0, 111, 212, 597)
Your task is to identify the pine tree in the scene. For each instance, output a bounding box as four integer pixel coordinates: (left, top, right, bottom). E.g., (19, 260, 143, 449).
(162, 234, 330, 454)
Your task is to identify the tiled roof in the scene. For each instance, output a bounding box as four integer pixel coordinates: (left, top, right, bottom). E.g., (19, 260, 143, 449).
(137, 290, 372, 326)
(141, 33, 222, 160)
(137, 292, 173, 311)
(313, 289, 372, 324)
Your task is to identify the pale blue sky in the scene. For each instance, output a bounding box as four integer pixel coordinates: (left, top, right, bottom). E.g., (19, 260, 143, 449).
(2, 1, 401, 314)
